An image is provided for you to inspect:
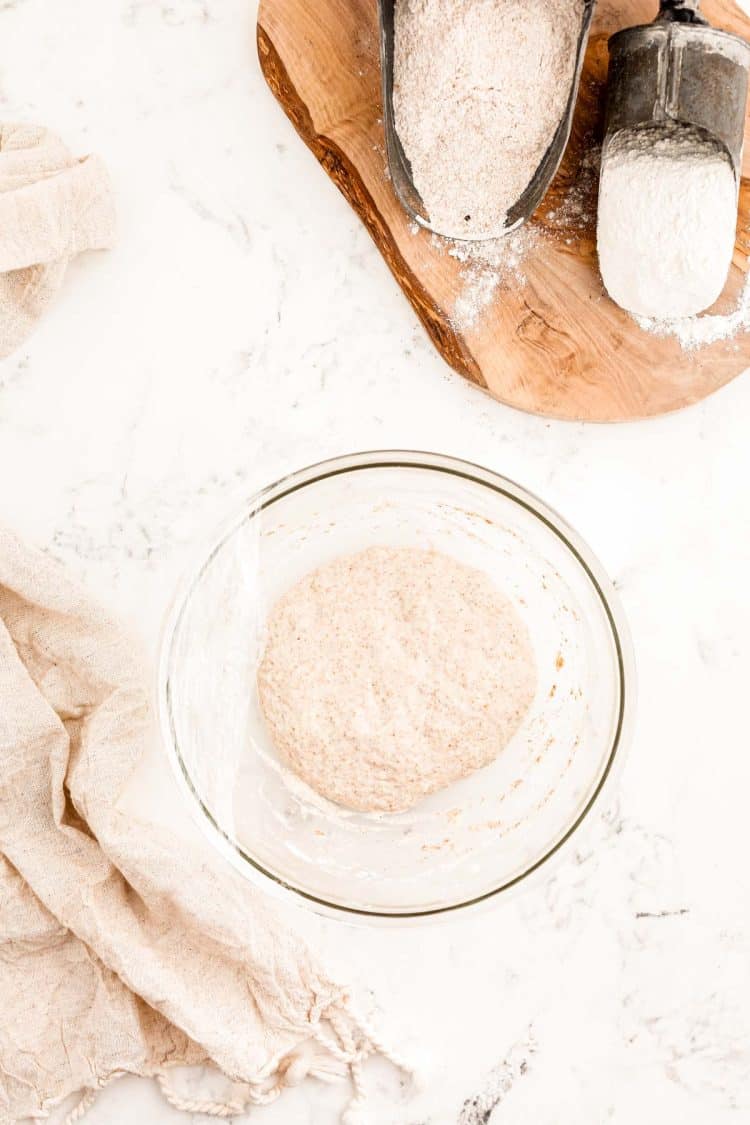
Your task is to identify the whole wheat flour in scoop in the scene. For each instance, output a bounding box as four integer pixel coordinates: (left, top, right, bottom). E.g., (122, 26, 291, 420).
(257, 547, 537, 814)
(393, 0, 585, 239)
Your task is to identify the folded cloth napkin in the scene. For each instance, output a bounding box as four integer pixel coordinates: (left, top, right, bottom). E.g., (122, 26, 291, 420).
(0, 528, 406, 1124)
(0, 123, 116, 359)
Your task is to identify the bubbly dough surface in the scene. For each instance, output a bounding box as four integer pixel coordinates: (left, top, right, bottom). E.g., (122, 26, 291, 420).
(257, 547, 537, 813)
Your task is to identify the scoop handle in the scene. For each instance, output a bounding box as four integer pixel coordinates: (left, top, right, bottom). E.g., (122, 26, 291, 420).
(658, 0, 706, 21)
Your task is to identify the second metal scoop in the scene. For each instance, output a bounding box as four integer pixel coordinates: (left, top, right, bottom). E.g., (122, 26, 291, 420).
(605, 0, 750, 183)
(378, 0, 597, 240)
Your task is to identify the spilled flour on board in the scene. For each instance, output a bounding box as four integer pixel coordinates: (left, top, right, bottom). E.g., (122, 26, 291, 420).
(400, 128, 600, 331)
(545, 142, 601, 239)
(430, 225, 539, 330)
(415, 135, 597, 331)
(405, 130, 750, 350)
(635, 267, 750, 352)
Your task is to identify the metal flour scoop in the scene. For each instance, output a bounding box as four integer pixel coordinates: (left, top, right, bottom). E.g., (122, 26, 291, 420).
(378, 0, 597, 240)
(605, 1, 750, 185)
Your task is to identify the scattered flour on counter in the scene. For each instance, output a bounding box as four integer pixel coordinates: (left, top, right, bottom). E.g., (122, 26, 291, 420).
(597, 125, 738, 319)
(393, 0, 585, 239)
(257, 547, 537, 814)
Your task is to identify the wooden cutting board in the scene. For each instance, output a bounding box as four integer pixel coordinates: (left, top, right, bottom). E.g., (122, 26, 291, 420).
(257, 0, 750, 421)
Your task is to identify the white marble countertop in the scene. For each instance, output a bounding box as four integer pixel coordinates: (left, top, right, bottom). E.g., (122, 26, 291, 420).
(2, 1, 750, 1122)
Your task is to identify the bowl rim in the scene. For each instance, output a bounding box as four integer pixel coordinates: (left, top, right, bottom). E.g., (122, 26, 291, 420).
(158, 450, 636, 924)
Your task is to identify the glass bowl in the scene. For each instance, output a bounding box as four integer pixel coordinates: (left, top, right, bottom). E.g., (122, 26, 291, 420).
(158, 452, 634, 923)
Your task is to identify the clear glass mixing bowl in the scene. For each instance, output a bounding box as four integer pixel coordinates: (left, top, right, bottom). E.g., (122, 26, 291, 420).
(159, 452, 634, 923)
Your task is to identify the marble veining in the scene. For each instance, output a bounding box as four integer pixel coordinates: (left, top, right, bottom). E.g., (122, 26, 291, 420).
(459, 1031, 537, 1125)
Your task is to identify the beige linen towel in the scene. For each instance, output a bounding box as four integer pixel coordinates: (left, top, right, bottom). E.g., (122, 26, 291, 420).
(0, 123, 115, 358)
(0, 528, 405, 1124)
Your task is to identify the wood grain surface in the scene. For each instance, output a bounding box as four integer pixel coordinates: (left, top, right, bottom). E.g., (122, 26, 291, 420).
(257, 0, 750, 421)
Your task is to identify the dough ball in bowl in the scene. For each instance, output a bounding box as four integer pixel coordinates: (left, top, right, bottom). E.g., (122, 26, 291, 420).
(257, 546, 537, 813)
(160, 452, 633, 920)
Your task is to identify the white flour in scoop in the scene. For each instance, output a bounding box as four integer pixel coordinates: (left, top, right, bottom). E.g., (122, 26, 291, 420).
(393, 0, 584, 239)
(597, 125, 738, 319)
(257, 547, 537, 814)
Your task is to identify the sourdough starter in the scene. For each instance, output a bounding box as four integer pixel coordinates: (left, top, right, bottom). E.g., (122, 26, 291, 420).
(257, 547, 537, 813)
